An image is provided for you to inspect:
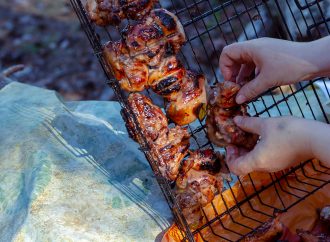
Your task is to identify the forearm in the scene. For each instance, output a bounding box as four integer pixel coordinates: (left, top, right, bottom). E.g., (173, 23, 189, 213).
(304, 36, 330, 80)
(308, 120, 330, 167)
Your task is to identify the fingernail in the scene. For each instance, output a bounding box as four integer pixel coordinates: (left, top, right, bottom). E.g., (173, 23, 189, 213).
(236, 94, 245, 104)
(234, 116, 243, 124)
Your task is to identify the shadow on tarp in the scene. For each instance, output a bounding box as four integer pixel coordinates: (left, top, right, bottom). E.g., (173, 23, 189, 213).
(8, 93, 172, 239)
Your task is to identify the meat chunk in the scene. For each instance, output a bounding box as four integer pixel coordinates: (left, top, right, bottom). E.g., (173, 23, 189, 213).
(104, 41, 149, 92)
(126, 93, 190, 180)
(206, 81, 259, 149)
(175, 150, 226, 228)
(103, 8, 187, 92)
(149, 56, 186, 98)
(244, 217, 284, 242)
(123, 8, 186, 61)
(86, 0, 156, 26)
(166, 71, 207, 126)
(126, 93, 167, 142)
(153, 126, 190, 180)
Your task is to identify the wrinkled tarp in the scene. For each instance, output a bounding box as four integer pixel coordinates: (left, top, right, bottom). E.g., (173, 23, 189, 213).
(0, 82, 172, 242)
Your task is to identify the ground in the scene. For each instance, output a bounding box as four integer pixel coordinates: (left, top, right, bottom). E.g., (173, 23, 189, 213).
(0, 0, 114, 100)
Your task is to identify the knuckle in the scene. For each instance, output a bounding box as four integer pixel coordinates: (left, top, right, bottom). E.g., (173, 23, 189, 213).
(222, 45, 231, 55)
(250, 151, 265, 170)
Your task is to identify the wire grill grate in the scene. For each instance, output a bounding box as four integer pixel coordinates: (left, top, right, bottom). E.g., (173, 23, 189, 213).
(70, 0, 330, 241)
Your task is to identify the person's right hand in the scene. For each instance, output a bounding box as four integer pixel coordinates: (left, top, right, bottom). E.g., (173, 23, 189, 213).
(219, 37, 319, 104)
(226, 116, 315, 175)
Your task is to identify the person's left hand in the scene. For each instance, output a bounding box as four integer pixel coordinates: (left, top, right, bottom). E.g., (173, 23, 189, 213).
(226, 116, 314, 175)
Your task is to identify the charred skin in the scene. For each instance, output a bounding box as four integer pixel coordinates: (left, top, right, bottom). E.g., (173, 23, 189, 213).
(127, 93, 190, 181)
(206, 81, 259, 149)
(244, 217, 284, 242)
(103, 8, 188, 96)
(123, 8, 186, 66)
(175, 150, 225, 229)
(86, 0, 122, 26)
(154, 126, 190, 180)
(86, 0, 156, 26)
(103, 41, 149, 92)
(123, 0, 156, 20)
(149, 56, 186, 98)
(127, 93, 168, 142)
(166, 71, 207, 126)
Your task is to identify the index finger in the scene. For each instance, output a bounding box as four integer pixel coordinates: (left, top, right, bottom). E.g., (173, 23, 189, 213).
(219, 42, 254, 82)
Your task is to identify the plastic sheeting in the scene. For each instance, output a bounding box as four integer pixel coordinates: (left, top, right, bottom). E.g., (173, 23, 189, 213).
(0, 82, 172, 242)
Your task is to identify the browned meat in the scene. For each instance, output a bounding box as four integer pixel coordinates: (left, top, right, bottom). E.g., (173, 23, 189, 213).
(153, 126, 190, 180)
(206, 81, 259, 149)
(126, 93, 190, 180)
(244, 217, 284, 242)
(175, 149, 225, 228)
(86, 0, 156, 26)
(103, 41, 149, 92)
(297, 229, 330, 242)
(211, 80, 241, 109)
(166, 71, 207, 126)
(123, 8, 186, 66)
(149, 56, 186, 99)
(127, 93, 167, 142)
(103, 8, 187, 94)
(175, 190, 202, 229)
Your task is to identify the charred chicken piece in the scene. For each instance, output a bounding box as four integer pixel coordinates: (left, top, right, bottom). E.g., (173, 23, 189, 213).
(153, 126, 190, 180)
(167, 70, 207, 126)
(244, 217, 284, 242)
(211, 80, 241, 109)
(126, 93, 190, 180)
(148, 56, 186, 98)
(123, 8, 186, 67)
(175, 150, 226, 228)
(104, 41, 149, 92)
(206, 81, 259, 149)
(297, 229, 330, 242)
(127, 93, 168, 142)
(86, 0, 156, 26)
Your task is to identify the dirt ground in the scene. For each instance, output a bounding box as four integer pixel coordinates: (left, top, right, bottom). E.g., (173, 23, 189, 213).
(0, 0, 114, 100)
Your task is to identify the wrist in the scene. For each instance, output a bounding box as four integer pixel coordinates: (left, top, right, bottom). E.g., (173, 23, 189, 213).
(292, 118, 315, 161)
(296, 41, 320, 81)
(299, 119, 319, 160)
(301, 37, 330, 80)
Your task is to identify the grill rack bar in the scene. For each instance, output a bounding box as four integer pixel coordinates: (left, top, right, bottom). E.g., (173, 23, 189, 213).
(70, 0, 330, 241)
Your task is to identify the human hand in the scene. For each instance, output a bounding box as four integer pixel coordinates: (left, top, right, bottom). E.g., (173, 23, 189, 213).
(219, 38, 319, 104)
(225, 116, 315, 175)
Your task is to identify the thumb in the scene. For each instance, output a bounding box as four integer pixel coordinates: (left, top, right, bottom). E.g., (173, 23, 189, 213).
(235, 74, 266, 104)
(227, 149, 259, 175)
(234, 116, 263, 135)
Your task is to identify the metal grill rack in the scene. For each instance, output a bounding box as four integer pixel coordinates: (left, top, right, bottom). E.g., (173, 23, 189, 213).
(70, 0, 330, 241)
